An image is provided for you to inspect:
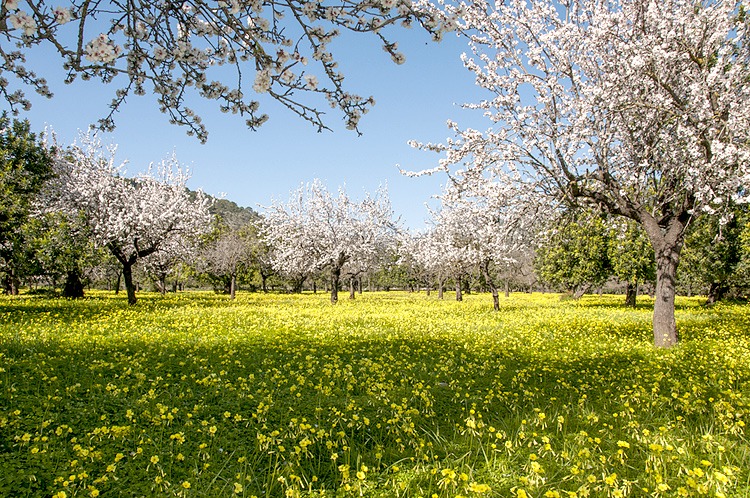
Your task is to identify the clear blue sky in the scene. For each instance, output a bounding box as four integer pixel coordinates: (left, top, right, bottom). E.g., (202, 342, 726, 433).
(12, 26, 489, 230)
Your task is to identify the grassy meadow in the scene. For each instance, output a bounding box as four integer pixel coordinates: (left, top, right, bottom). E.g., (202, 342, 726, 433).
(0, 291, 749, 497)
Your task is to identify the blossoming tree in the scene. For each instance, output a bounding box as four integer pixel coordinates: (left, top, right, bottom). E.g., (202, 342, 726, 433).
(141, 234, 197, 295)
(199, 226, 256, 298)
(423, 179, 535, 309)
(48, 133, 212, 304)
(262, 179, 396, 303)
(416, 0, 750, 346)
(0, 0, 454, 139)
(426, 211, 477, 302)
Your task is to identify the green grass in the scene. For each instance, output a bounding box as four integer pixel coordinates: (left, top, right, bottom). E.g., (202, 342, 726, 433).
(1, 291, 749, 497)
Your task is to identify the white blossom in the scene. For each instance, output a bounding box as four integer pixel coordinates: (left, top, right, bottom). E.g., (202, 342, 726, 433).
(45, 132, 212, 304)
(303, 74, 318, 90)
(262, 180, 396, 303)
(53, 6, 71, 24)
(391, 52, 406, 65)
(9, 11, 37, 35)
(415, 0, 750, 346)
(252, 69, 271, 93)
(0, 0, 450, 140)
(153, 46, 168, 61)
(85, 34, 121, 63)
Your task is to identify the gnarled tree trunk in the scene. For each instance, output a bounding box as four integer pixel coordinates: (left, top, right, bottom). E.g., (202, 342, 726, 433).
(108, 240, 158, 306)
(260, 271, 269, 293)
(4, 269, 19, 295)
(572, 283, 591, 300)
(641, 212, 687, 348)
(156, 274, 167, 296)
(330, 266, 340, 304)
(122, 262, 137, 305)
(652, 244, 680, 347)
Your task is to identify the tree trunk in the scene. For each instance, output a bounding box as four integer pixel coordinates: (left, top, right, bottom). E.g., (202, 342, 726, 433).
(572, 283, 591, 300)
(625, 281, 637, 308)
(438, 280, 444, 299)
(5, 268, 19, 295)
(358, 276, 363, 295)
(480, 261, 500, 311)
(637, 209, 689, 348)
(504, 276, 510, 298)
(122, 262, 137, 305)
(261, 272, 269, 293)
(455, 277, 463, 302)
(349, 277, 356, 300)
(62, 270, 84, 299)
(230, 273, 236, 300)
(330, 266, 340, 304)
(115, 271, 121, 295)
(158, 275, 167, 296)
(705, 281, 727, 305)
(652, 243, 680, 347)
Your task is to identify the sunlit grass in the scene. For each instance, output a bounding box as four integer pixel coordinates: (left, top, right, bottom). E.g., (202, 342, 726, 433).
(1, 291, 748, 497)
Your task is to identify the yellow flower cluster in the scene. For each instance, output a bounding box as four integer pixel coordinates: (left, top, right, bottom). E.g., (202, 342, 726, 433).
(0, 291, 748, 496)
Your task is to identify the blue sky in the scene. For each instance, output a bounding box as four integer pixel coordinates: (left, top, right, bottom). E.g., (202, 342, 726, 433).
(12, 25, 490, 230)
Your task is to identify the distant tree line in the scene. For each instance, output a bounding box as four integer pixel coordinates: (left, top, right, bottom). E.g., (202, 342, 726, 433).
(3, 114, 750, 308)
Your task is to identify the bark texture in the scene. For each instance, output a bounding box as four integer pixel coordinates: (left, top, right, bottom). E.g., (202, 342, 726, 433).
(625, 281, 637, 308)
(330, 266, 340, 304)
(640, 212, 687, 348)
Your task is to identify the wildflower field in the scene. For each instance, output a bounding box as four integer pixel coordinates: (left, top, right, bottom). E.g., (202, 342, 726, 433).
(1, 292, 749, 498)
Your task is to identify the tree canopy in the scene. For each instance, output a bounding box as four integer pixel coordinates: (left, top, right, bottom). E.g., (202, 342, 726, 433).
(414, 0, 750, 346)
(0, 0, 454, 140)
(0, 113, 53, 293)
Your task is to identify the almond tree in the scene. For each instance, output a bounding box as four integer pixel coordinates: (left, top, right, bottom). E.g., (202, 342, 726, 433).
(141, 235, 197, 295)
(415, 207, 477, 301)
(428, 180, 535, 309)
(416, 0, 750, 347)
(199, 227, 255, 298)
(48, 133, 212, 304)
(403, 229, 452, 298)
(396, 231, 433, 293)
(262, 179, 395, 303)
(0, 0, 455, 140)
